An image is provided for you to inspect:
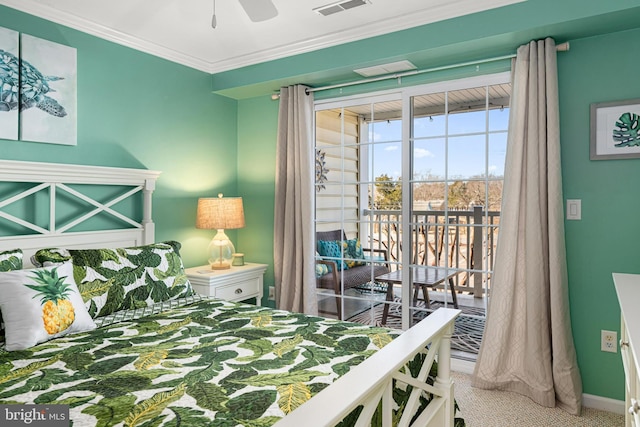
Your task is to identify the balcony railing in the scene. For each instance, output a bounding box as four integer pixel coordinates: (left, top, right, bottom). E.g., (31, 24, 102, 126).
(363, 206, 500, 298)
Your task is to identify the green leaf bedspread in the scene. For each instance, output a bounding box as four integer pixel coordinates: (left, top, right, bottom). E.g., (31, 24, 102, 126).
(0, 296, 398, 426)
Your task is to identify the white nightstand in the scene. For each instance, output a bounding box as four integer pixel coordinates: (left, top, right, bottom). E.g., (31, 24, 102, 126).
(185, 263, 268, 305)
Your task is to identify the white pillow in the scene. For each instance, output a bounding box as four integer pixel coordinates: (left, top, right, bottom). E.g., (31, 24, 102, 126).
(0, 262, 96, 351)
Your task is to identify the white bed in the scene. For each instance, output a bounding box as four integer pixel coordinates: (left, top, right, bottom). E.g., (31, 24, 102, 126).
(0, 159, 461, 427)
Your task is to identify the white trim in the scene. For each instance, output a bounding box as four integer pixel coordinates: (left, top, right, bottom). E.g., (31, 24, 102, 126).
(313, 72, 511, 110)
(450, 359, 626, 415)
(0, 159, 160, 185)
(0, 0, 524, 74)
(582, 393, 625, 414)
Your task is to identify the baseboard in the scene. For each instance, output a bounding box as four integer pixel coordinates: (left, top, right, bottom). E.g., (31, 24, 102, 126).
(582, 393, 625, 414)
(450, 359, 625, 415)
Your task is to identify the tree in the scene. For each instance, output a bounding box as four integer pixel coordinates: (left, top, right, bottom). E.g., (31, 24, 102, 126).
(374, 174, 401, 209)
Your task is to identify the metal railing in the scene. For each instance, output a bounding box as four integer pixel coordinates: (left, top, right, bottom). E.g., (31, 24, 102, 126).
(363, 206, 500, 298)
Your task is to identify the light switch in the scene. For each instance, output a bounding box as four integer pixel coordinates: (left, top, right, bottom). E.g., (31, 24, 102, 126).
(566, 199, 581, 220)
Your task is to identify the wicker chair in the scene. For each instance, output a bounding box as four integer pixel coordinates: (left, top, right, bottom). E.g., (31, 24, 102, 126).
(316, 230, 389, 319)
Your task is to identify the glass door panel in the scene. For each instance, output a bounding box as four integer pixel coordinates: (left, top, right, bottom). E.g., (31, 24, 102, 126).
(315, 99, 403, 322)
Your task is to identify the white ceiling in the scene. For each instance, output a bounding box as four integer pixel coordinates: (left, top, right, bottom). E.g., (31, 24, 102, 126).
(0, 0, 523, 74)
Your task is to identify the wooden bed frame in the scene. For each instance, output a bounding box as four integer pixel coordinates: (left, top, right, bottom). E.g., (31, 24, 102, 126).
(0, 159, 461, 427)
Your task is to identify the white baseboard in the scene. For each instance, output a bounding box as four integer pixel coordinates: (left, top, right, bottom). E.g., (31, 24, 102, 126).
(450, 358, 625, 415)
(582, 393, 625, 414)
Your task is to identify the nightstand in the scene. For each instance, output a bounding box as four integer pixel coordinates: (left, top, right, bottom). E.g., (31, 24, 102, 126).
(185, 263, 268, 305)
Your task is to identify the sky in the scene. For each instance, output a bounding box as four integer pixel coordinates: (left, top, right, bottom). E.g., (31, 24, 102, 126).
(366, 108, 509, 182)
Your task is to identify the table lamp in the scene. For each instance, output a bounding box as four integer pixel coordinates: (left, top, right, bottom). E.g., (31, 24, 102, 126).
(196, 193, 245, 270)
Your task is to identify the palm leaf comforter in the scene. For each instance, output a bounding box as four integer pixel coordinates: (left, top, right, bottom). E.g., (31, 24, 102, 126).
(0, 295, 398, 426)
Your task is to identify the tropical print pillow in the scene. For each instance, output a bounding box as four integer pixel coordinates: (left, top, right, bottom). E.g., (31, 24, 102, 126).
(0, 262, 96, 350)
(0, 248, 22, 272)
(0, 249, 22, 340)
(317, 240, 348, 271)
(314, 251, 332, 278)
(33, 241, 194, 318)
(344, 239, 365, 268)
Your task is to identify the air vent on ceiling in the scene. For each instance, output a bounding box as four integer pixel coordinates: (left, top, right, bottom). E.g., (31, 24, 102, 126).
(313, 0, 370, 17)
(354, 60, 417, 77)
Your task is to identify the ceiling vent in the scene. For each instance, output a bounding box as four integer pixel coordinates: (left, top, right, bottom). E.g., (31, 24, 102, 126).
(313, 0, 370, 17)
(354, 60, 417, 77)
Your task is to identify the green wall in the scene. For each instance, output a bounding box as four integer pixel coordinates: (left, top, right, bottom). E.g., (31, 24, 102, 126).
(237, 97, 279, 307)
(0, 6, 238, 267)
(558, 27, 640, 401)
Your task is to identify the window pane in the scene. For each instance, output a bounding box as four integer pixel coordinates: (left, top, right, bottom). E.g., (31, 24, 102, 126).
(413, 92, 446, 138)
(370, 119, 401, 143)
(373, 176, 402, 209)
(369, 141, 402, 181)
(412, 138, 445, 180)
(448, 87, 488, 135)
(448, 110, 487, 135)
(488, 132, 507, 178)
(412, 181, 446, 211)
(448, 135, 486, 179)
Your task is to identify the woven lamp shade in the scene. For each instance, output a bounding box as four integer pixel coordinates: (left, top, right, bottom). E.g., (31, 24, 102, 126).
(196, 196, 245, 230)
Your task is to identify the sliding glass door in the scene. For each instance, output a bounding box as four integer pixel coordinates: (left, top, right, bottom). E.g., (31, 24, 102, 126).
(314, 73, 510, 359)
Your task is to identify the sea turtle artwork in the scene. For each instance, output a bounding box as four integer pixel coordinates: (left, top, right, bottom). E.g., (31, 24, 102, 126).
(0, 49, 67, 117)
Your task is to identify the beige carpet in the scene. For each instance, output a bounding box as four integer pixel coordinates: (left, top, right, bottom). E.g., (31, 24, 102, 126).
(452, 371, 624, 426)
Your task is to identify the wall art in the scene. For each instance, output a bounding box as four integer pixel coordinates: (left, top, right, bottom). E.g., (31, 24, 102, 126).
(20, 34, 77, 146)
(591, 98, 640, 160)
(0, 26, 19, 141)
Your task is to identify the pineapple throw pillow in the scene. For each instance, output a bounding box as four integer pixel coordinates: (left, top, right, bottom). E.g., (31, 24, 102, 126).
(0, 261, 96, 351)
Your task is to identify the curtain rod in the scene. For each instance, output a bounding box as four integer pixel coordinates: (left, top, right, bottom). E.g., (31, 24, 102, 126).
(272, 41, 568, 98)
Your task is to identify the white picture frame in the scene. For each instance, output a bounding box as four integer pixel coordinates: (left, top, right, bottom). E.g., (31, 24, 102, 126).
(590, 98, 640, 160)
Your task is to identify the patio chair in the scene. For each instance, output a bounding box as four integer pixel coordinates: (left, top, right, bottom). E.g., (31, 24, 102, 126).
(316, 229, 389, 319)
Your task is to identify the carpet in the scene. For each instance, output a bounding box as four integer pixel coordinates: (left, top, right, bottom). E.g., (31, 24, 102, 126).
(346, 298, 485, 355)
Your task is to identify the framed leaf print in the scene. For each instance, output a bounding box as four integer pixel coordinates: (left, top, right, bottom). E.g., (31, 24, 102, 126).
(591, 98, 640, 160)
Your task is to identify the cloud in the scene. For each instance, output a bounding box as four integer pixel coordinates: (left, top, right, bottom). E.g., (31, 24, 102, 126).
(384, 145, 399, 151)
(488, 165, 498, 172)
(414, 148, 434, 158)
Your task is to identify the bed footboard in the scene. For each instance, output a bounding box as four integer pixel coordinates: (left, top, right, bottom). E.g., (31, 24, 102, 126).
(274, 307, 461, 427)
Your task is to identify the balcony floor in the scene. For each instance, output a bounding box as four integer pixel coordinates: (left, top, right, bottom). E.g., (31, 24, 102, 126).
(318, 287, 486, 361)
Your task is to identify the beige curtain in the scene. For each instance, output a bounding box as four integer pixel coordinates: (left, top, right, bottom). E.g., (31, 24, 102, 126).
(472, 38, 583, 415)
(273, 85, 318, 315)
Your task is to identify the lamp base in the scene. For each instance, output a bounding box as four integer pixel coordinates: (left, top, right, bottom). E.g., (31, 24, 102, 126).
(207, 229, 235, 270)
(210, 260, 231, 270)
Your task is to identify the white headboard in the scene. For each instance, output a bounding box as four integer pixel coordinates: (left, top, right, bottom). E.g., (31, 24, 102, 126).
(0, 160, 161, 266)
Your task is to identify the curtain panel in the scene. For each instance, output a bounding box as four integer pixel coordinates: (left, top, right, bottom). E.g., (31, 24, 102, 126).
(273, 85, 318, 315)
(472, 38, 583, 415)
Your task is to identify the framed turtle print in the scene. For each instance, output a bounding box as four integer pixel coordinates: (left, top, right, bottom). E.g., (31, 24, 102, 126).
(20, 34, 77, 146)
(591, 98, 640, 160)
(0, 26, 19, 141)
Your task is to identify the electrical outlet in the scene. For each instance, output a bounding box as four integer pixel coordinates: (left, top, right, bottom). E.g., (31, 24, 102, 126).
(601, 330, 617, 353)
(268, 286, 275, 300)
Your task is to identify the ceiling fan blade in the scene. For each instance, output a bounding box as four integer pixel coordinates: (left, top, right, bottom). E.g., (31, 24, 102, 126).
(238, 0, 278, 22)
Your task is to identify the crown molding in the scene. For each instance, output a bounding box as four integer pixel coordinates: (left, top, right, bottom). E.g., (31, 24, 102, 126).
(0, 0, 213, 72)
(0, 0, 523, 74)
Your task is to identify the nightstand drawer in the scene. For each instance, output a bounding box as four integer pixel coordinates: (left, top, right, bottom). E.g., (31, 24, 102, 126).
(185, 263, 268, 305)
(215, 277, 261, 301)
